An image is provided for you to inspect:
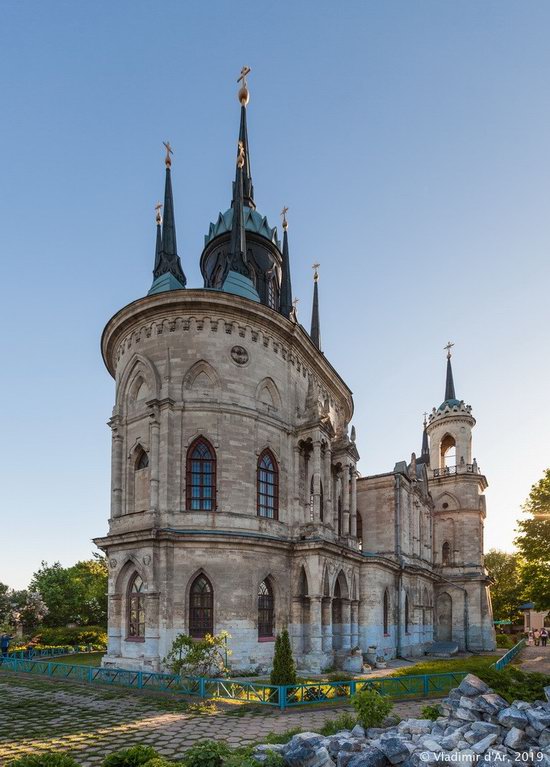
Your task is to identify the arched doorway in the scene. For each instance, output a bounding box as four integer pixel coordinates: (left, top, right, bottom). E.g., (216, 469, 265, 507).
(435, 592, 452, 642)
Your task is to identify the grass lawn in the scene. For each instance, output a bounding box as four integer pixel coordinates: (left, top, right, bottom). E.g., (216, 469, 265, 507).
(390, 655, 501, 677)
(51, 652, 104, 666)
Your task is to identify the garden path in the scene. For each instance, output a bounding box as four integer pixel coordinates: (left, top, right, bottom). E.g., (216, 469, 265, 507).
(0, 673, 430, 766)
(518, 644, 550, 675)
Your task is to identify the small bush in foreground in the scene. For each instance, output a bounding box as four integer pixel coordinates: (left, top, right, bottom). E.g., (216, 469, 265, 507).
(102, 746, 159, 767)
(421, 703, 443, 721)
(476, 665, 550, 703)
(8, 754, 80, 767)
(181, 741, 231, 767)
(352, 687, 393, 729)
(270, 630, 296, 686)
(320, 711, 358, 735)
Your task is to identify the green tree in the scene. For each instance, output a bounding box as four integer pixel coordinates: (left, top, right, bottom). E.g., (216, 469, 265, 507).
(484, 549, 525, 623)
(515, 468, 550, 610)
(30, 555, 108, 627)
(270, 629, 296, 686)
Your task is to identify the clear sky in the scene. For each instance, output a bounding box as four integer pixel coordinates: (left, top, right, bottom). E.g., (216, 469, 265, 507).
(1, 1, 548, 589)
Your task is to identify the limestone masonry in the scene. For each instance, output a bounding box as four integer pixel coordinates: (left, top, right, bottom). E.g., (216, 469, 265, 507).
(94, 73, 495, 672)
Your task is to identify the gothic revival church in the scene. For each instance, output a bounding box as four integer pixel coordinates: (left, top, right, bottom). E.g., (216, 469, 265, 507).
(94, 73, 495, 672)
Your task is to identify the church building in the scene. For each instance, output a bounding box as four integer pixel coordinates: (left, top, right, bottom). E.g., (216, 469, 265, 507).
(94, 71, 495, 673)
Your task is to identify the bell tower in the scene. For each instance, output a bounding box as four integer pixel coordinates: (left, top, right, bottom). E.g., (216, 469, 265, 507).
(426, 344, 495, 651)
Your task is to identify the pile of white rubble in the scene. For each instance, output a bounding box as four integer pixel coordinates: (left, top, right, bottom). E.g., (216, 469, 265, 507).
(252, 674, 550, 766)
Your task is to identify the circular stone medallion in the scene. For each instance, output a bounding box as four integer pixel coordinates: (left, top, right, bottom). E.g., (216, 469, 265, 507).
(231, 345, 249, 365)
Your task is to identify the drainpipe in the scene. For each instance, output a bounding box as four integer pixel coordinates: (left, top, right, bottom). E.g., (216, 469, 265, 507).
(394, 474, 404, 657)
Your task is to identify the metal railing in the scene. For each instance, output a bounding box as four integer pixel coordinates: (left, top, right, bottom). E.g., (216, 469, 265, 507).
(5, 646, 98, 660)
(433, 464, 477, 478)
(1, 653, 468, 710)
(491, 638, 526, 670)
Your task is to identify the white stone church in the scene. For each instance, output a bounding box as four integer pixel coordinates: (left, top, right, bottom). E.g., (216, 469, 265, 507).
(94, 73, 495, 673)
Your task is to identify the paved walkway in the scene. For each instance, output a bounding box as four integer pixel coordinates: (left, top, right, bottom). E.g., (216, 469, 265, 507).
(518, 644, 550, 675)
(0, 673, 430, 766)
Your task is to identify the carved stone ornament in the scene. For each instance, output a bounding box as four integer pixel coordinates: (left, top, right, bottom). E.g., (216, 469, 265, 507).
(109, 559, 118, 569)
(143, 555, 151, 566)
(230, 345, 249, 365)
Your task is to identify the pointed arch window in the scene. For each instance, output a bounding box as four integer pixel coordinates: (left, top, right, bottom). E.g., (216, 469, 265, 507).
(127, 573, 145, 640)
(136, 448, 149, 470)
(258, 579, 274, 638)
(189, 574, 213, 638)
(186, 437, 216, 511)
(383, 589, 389, 635)
(257, 449, 278, 519)
(357, 512, 363, 551)
(442, 541, 451, 566)
(267, 277, 278, 309)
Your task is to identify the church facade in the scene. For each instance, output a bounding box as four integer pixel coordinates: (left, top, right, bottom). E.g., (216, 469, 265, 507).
(94, 73, 495, 673)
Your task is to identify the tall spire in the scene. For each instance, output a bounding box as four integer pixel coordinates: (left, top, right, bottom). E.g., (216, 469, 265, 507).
(444, 341, 456, 401)
(228, 139, 248, 276)
(150, 142, 186, 293)
(310, 263, 321, 350)
(419, 413, 430, 465)
(153, 202, 162, 274)
(279, 206, 293, 318)
(232, 66, 255, 210)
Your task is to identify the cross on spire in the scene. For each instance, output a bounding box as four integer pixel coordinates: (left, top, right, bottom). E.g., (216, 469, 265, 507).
(281, 206, 289, 229)
(312, 262, 320, 282)
(155, 202, 163, 225)
(163, 141, 173, 167)
(237, 66, 251, 86)
(444, 341, 454, 359)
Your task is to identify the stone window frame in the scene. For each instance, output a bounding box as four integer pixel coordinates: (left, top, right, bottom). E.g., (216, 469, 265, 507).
(185, 436, 217, 511)
(257, 448, 279, 520)
(127, 572, 146, 642)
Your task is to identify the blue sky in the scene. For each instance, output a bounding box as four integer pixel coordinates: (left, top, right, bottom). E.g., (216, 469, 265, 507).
(1, 1, 548, 588)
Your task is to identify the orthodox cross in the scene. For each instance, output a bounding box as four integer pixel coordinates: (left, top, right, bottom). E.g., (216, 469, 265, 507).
(444, 341, 454, 359)
(312, 262, 320, 282)
(281, 206, 289, 229)
(155, 202, 163, 225)
(237, 140, 245, 169)
(238, 66, 251, 86)
(423, 411, 428, 426)
(163, 141, 173, 167)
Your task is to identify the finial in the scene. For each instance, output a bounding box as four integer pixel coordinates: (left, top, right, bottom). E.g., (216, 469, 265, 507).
(163, 141, 173, 168)
(444, 340, 454, 360)
(155, 202, 163, 225)
(237, 66, 251, 106)
(423, 411, 428, 428)
(237, 140, 245, 169)
(312, 262, 320, 282)
(281, 206, 289, 230)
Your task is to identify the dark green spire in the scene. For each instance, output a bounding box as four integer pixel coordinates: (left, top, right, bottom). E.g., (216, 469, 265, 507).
(444, 344, 456, 400)
(310, 265, 321, 349)
(279, 208, 293, 318)
(151, 143, 186, 291)
(418, 415, 430, 465)
(153, 203, 162, 274)
(232, 68, 255, 210)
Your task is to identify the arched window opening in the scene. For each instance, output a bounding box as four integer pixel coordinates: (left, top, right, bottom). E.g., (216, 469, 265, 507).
(128, 573, 145, 640)
(442, 541, 451, 566)
(257, 449, 279, 519)
(383, 590, 389, 635)
(405, 593, 410, 634)
(136, 448, 149, 470)
(258, 579, 274, 638)
(440, 434, 456, 469)
(186, 437, 216, 511)
(356, 512, 363, 551)
(189, 574, 213, 638)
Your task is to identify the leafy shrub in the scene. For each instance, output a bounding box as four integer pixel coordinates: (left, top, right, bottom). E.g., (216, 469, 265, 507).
(102, 746, 160, 767)
(36, 626, 107, 647)
(421, 703, 443, 721)
(351, 687, 393, 728)
(8, 754, 80, 767)
(163, 632, 230, 677)
(142, 760, 175, 767)
(495, 634, 515, 649)
(181, 741, 231, 767)
(320, 711, 358, 735)
(476, 665, 550, 703)
(270, 630, 296, 686)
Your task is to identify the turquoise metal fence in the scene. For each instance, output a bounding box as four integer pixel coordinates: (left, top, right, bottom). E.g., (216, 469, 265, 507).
(1, 653, 470, 710)
(6, 645, 98, 660)
(491, 638, 526, 670)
